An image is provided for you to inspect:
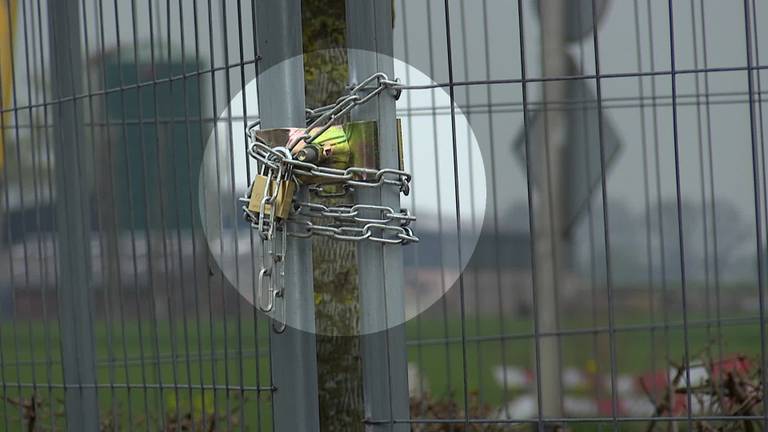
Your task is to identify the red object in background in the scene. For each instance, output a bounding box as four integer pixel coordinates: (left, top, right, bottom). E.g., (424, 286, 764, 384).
(635, 355, 752, 415)
(710, 356, 752, 380)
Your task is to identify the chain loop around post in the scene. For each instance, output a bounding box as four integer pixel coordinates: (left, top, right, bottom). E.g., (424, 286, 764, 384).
(241, 73, 417, 332)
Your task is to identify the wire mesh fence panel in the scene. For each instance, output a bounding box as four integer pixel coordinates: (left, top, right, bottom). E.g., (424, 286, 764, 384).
(0, 0, 274, 430)
(0, 0, 767, 431)
(394, 0, 768, 431)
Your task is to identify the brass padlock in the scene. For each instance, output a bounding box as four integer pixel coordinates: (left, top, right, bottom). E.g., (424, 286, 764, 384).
(248, 175, 296, 220)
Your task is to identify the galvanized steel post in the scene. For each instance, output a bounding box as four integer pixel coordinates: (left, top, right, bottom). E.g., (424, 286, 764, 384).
(255, 1, 321, 431)
(535, 0, 567, 423)
(47, 0, 100, 429)
(346, 1, 411, 429)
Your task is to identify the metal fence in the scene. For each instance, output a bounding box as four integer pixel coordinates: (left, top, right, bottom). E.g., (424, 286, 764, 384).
(0, 0, 767, 430)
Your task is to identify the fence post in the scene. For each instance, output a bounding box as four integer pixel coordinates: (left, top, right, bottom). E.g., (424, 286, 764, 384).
(346, 1, 411, 430)
(254, 1, 320, 431)
(47, 0, 100, 430)
(535, 0, 567, 424)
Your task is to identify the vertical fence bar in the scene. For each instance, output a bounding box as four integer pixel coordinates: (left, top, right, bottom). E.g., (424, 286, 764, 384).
(346, 1, 410, 430)
(535, 0, 566, 425)
(254, 1, 320, 431)
(47, 0, 99, 430)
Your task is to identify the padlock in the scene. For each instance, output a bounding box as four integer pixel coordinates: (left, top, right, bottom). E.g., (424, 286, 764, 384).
(248, 175, 296, 220)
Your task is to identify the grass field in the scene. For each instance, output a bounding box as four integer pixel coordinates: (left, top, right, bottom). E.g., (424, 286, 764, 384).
(0, 311, 762, 430)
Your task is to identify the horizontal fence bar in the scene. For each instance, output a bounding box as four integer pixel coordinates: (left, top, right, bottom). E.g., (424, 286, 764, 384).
(406, 314, 764, 346)
(366, 415, 768, 425)
(2, 62, 767, 116)
(3, 382, 275, 392)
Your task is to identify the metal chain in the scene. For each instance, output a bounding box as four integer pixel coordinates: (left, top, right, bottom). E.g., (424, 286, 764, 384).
(288, 220, 419, 245)
(248, 141, 412, 196)
(241, 72, 417, 332)
(295, 202, 415, 226)
(240, 147, 294, 329)
(245, 73, 402, 145)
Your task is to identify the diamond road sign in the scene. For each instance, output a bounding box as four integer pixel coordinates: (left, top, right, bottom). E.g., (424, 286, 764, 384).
(513, 77, 622, 233)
